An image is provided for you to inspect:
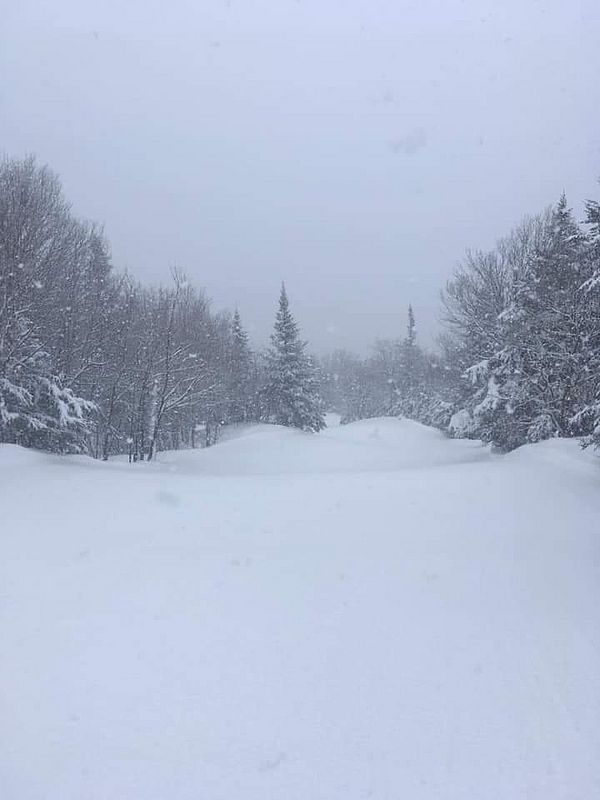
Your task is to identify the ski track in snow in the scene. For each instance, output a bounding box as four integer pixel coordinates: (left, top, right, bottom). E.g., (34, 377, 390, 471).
(1, 418, 599, 799)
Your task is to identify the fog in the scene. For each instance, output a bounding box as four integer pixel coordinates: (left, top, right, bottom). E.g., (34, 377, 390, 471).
(2, 0, 599, 351)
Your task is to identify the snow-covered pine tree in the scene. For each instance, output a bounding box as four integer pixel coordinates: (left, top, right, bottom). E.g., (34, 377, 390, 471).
(0, 310, 94, 452)
(0, 157, 96, 452)
(263, 284, 325, 432)
(226, 309, 252, 424)
(572, 192, 600, 448)
(465, 195, 592, 449)
(390, 304, 425, 418)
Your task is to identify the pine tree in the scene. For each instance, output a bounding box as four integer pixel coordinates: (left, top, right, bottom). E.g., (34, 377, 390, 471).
(465, 196, 592, 449)
(390, 304, 425, 418)
(226, 309, 252, 423)
(0, 310, 94, 452)
(406, 304, 416, 347)
(263, 284, 325, 432)
(572, 192, 600, 448)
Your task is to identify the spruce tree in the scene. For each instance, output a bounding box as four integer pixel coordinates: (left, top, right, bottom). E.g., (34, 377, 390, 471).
(264, 285, 325, 432)
(466, 196, 592, 449)
(390, 304, 424, 418)
(0, 311, 94, 452)
(406, 304, 416, 348)
(226, 309, 252, 423)
(572, 194, 600, 447)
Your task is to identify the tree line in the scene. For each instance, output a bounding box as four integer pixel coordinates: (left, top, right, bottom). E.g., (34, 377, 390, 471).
(1, 154, 599, 457)
(321, 193, 600, 452)
(0, 156, 324, 458)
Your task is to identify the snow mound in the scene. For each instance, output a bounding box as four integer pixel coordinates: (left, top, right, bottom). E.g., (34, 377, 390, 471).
(158, 417, 489, 476)
(0, 442, 51, 466)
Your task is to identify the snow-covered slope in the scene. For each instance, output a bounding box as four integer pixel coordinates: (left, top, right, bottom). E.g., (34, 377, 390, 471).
(1, 420, 599, 800)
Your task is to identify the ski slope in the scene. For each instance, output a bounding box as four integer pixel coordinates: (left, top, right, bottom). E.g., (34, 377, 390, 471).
(1, 419, 599, 799)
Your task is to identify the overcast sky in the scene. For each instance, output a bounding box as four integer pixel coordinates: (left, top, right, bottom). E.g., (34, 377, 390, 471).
(2, 0, 599, 352)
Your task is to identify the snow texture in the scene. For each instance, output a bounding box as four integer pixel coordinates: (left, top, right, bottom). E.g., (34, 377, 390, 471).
(1, 419, 599, 799)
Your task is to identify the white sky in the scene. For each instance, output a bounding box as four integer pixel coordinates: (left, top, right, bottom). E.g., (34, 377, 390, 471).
(2, 0, 599, 352)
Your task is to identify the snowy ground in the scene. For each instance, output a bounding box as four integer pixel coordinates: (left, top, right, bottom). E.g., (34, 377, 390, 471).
(2, 419, 600, 799)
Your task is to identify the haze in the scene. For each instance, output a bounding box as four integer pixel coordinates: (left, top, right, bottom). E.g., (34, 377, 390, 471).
(2, 0, 599, 351)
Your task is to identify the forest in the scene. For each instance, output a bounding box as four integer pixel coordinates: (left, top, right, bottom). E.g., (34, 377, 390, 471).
(1, 154, 600, 458)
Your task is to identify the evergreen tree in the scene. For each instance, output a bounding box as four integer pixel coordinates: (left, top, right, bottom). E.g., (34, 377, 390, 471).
(390, 304, 425, 418)
(263, 285, 325, 432)
(226, 309, 253, 423)
(0, 310, 94, 452)
(406, 304, 416, 347)
(460, 196, 593, 449)
(572, 193, 600, 448)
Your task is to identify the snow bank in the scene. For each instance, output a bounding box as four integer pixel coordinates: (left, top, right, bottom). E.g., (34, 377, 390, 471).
(159, 417, 489, 477)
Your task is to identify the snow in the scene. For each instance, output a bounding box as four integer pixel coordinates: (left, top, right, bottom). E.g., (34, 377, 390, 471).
(1, 420, 599, 799)
(448, 408, 476, 437)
